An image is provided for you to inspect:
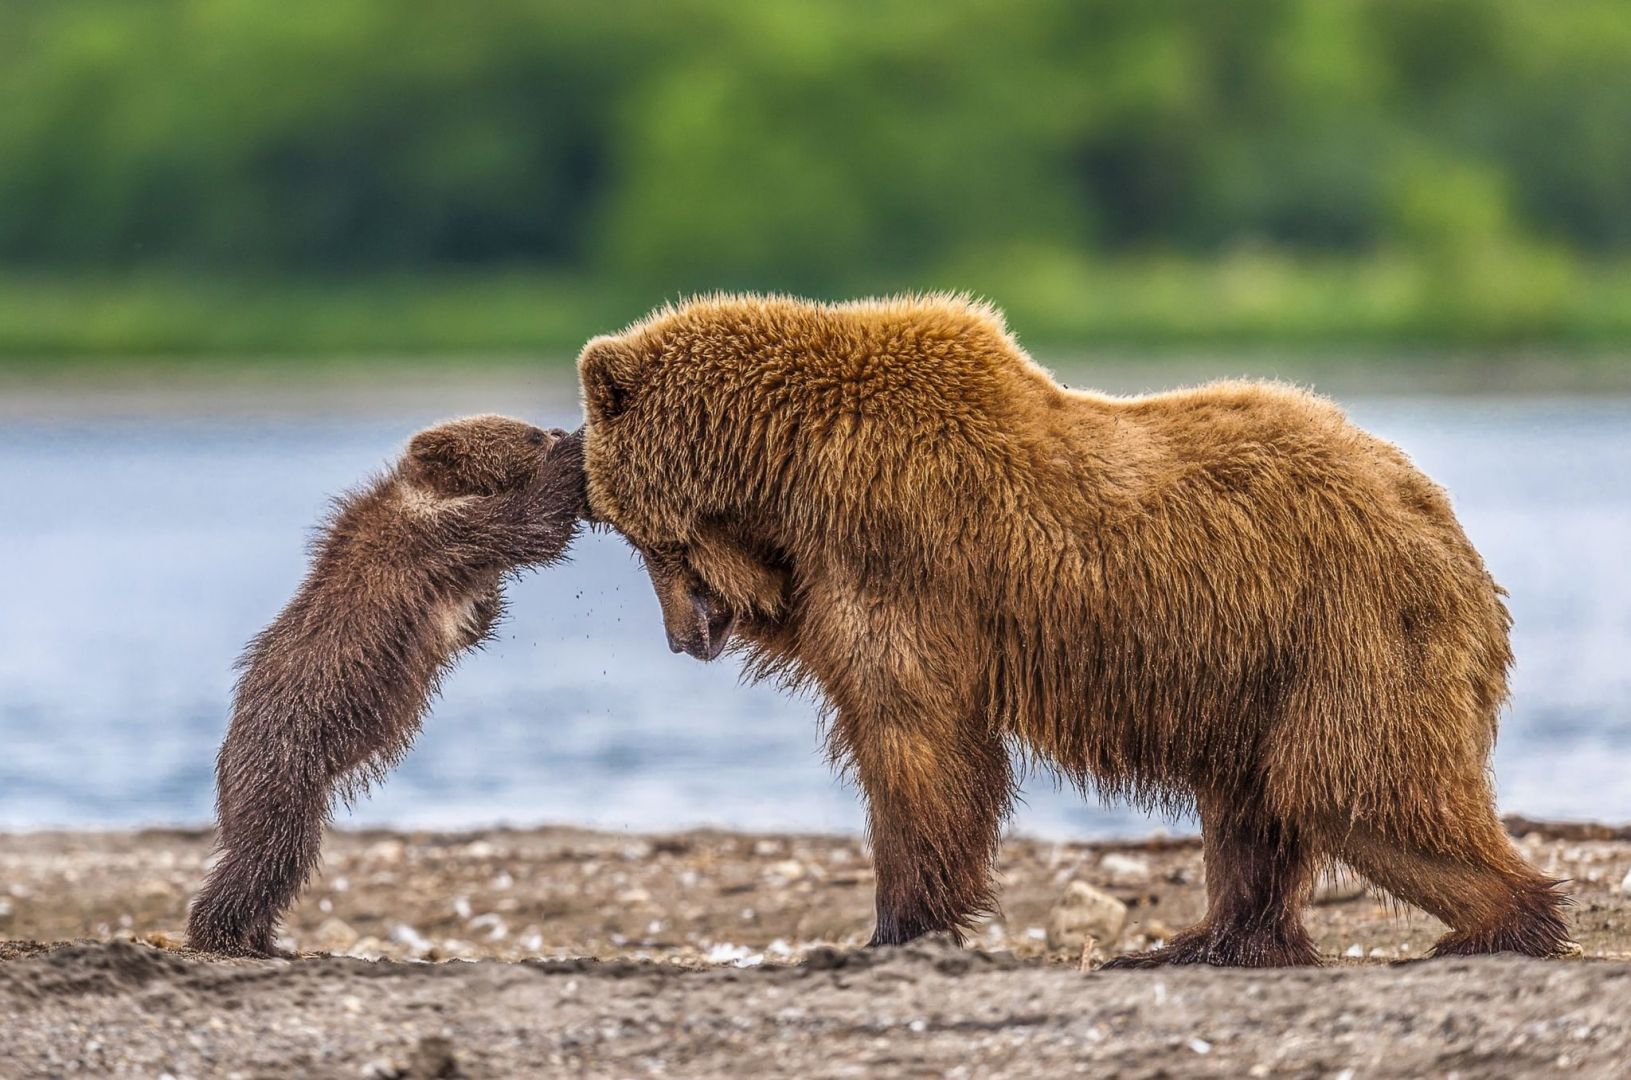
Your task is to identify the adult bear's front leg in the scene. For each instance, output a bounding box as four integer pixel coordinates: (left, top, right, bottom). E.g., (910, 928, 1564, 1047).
(838, 709, 1014, 947)
(808, 581, 1012, 947)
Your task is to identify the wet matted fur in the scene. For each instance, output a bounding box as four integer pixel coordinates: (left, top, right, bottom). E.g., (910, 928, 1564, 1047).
(187, 418, 587, 956)
(578, 293, 1571, 965)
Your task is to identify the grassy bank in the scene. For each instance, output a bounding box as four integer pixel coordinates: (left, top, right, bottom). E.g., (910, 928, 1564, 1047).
(4, 256, 1631, 370)
(0, 272, 633, 365)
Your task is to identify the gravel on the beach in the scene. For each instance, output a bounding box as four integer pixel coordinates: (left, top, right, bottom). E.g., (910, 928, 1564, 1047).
(1, 823, 1628, 1077)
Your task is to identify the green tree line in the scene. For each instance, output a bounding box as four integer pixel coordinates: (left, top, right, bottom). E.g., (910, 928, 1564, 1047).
(1, 0, 1629, 355)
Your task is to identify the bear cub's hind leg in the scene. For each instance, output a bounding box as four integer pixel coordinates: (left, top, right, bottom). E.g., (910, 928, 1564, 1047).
(1104, 795, 1321, 969)
(187, 742, 333, 958)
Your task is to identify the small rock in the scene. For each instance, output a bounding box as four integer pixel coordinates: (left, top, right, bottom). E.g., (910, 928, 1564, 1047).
(408, 1035, 460, 1079)
(346, 936, 386, 960)
(389, 924, 433, 956)
(1619, 867, 1631, 894)
(1097, 853, 1152, 885)
(767, 859, 805, 880)
(616, 887, 653, 906)
(1046, 881, 1128, 952)
(432, 939, 475, 960)
(468, 913, 507, 940)
(705, 942, 758, 965)
(313, 917, 360, 951)
(367, 840, 405, 863)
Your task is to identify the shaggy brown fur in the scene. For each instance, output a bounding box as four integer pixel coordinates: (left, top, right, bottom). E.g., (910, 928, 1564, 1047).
(579, 293, 1572, 965)
(187, 417, 587, 957)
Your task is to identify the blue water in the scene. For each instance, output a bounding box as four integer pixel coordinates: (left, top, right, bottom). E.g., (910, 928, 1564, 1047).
(0, 393, 1627, 837)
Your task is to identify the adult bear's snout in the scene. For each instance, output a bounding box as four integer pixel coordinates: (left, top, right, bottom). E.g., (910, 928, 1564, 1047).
(649, 556, 736, 662)
(669, 590, 735, 661)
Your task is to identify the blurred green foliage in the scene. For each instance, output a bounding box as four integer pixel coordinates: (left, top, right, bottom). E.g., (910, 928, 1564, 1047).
(1, 0, 1629, 356)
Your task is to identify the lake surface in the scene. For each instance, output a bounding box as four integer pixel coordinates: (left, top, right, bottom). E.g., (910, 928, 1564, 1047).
(1, 390, 1627, 837)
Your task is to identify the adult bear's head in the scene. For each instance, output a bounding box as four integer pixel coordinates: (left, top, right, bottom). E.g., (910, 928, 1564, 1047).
(577, 293, 1040, 665)
(576, 297, 808, 662)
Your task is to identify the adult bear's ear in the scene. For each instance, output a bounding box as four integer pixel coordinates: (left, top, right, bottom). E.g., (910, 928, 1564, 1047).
(579, 335, 645, 423)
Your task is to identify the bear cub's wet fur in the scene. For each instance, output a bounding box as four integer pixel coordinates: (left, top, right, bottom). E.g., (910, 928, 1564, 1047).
(188, 415, 586, 956)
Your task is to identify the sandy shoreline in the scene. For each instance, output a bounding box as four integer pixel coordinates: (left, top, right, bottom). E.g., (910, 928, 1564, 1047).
(2, 822, 1629, 1077)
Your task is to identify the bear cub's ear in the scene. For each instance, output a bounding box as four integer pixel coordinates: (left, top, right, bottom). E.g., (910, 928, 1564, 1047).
(579, 335, 645, 423)
(406, 426, 462, 470)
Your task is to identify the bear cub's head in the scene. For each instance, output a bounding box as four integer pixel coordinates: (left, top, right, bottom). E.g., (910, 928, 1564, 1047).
(403, 414, 566, 498)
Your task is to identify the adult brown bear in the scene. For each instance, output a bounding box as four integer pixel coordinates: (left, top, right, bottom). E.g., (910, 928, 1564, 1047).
(578, 293, 1570, 966)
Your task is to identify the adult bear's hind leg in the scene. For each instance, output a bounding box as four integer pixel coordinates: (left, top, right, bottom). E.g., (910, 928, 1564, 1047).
(1333, 807, 1573, 959)
(1104, 792, 1320, 969)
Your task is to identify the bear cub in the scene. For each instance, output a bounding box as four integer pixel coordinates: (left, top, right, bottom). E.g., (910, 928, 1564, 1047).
(188, 415, 586, 956)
